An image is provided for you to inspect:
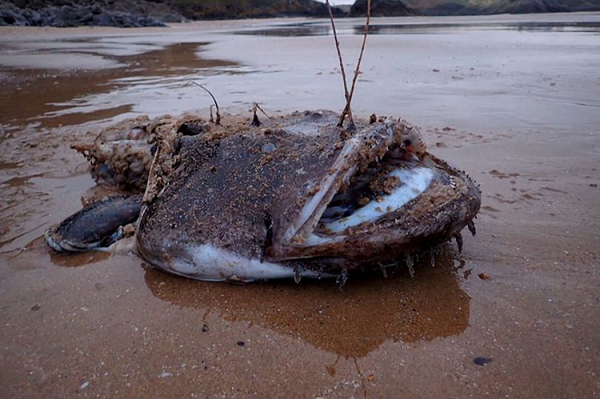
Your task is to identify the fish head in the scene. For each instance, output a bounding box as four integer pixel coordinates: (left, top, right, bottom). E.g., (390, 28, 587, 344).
(265, 116, 478, 267)
(136, 111, 480, 281)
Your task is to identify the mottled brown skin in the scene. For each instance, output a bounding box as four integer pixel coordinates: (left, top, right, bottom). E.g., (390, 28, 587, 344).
(137, 111, 378, 263)
(137, 111, 481, 276)
(268, 156, 480, 268)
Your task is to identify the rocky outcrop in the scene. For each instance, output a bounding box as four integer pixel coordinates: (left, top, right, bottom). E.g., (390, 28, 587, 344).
(400, 0, 600, 15)
(3, 0, 597, 26)
(350, 0, 414, 16)
(174, 0, 344, 20)
(0, 0, 343, 27)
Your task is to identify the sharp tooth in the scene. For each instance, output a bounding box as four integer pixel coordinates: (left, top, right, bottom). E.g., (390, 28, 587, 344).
(468, 221, 477, 236)
(379, 264, 388, 278)
(406, 255, 415, 278)
(454, 233, 463, 253)
(294, 266, 302, 284)
(336, 269, 348, 291)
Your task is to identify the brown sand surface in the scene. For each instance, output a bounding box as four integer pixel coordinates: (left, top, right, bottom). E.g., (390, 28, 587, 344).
(1, 13, 599, 398)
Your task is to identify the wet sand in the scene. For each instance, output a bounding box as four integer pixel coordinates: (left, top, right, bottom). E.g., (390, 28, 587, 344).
(1, 13, 600, 398)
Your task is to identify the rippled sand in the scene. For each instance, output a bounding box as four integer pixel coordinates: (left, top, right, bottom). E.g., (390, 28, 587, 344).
(1, 13, 599, 398)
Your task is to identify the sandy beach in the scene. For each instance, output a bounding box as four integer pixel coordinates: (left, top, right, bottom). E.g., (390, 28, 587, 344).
(1, 13, 599, 397)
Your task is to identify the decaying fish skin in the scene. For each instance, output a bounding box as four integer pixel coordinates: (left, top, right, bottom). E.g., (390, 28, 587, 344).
(45, 195, 142, 253)
(45, 110, 480, 283)
(72, 115, 209, 191)
(136, 110, 481, 282)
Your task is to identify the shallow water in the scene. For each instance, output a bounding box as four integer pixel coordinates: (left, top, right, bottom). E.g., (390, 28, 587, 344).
(1, 13, 599, 398)
(237, 20, 600, 36)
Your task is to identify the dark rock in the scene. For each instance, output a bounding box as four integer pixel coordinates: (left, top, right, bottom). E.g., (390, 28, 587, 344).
(175, 0, 343, 20)
(24, 8, 42, 25)
(161, 13, 182, 23)
(91, 12, 111, 26)
(178, 121, 207, 137)
(474, 357, 492, 366)
(0, 6, 29, 25)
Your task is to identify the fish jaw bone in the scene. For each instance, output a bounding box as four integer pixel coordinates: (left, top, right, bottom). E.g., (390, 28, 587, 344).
(274, 120, 397, 249)
(140, 242, 325, 282)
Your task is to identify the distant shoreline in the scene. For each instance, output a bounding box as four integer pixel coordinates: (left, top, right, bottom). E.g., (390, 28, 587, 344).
(2, 0, 600, 28)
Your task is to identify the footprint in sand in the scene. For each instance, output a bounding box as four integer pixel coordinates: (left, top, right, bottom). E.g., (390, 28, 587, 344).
(541, 186, 569, 195)
(489, 169, 521, 179)
(430, 128, 503, 147)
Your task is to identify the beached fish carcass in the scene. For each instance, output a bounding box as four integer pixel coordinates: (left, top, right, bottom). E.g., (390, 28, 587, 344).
(45, 110, 480, 283)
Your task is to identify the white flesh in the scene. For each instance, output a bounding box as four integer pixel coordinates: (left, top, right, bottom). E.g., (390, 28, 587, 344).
(321, 167, 434, 234)
(161, 244, 323, 282)
(282, 135, 361, 243)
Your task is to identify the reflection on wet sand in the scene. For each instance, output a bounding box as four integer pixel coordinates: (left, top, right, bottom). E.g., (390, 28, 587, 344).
(238, 20, 600, 37)
(0, 41, 236, 131)
(0, 160, 21, 170)
(144, 247, 470, 358)
(354, 21, 600, 35)
(49, 249, 111, 267)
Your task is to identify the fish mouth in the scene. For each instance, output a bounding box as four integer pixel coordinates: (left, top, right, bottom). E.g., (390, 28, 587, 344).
(133, 111, 479, 280)
(267, 120, 418, 254)
(315, 165, 434, 235)
(267, 120, 478, 263)
(283, 121, 398, 242)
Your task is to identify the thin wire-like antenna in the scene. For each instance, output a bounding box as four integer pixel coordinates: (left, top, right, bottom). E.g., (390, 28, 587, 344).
(325, 0, 353, 127)
(346, 0, 371, 124)
(188, 81, 221, 125)
(326, 0, 371, 129)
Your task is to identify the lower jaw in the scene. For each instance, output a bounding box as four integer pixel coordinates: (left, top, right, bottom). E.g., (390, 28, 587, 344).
(141, 243, 327, 282)
(266, 158, 480, 269)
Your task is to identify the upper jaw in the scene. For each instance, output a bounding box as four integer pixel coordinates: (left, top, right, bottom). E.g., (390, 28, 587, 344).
(266, 119, 406, 260)
(265, 151, 480, 267)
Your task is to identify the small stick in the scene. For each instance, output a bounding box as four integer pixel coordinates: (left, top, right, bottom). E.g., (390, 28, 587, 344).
(251, 103, 270, 126)
(345, 0, 372, 127)
(188, 81, 221, 125)
(325, 0, 353, 127)
(251, 104, 260, 126)
(254, 103, 270, 119)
